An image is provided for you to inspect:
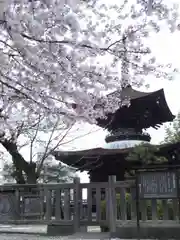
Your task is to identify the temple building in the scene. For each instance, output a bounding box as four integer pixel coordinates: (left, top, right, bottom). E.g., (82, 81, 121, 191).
(53, 85, 177, 182)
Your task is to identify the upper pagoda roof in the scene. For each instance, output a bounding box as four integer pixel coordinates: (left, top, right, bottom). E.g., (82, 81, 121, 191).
(96, 86, 175, 131)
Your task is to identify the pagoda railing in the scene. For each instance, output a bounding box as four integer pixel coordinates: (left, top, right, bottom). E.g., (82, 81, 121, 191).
(105, 128, 151, 143)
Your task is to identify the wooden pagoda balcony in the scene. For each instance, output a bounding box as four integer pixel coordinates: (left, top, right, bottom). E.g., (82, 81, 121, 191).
(105, 128, 151, 143)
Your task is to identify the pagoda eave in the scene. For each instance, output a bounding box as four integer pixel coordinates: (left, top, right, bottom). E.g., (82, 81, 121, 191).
(53, 147, 129, 158)
(96, 88, 175, 131)
(53, 148, 129, 170)
(53, 142, 180, 171)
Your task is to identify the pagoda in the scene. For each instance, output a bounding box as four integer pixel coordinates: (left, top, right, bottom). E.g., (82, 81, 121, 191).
(53, 37, 176, 182)
(53, 85, 175, 181)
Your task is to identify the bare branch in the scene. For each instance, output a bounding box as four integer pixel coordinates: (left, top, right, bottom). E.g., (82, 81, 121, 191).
(36, 121, 75, 176)
(46, 125, 74, 155)
(56, 127, 101, 146)
(20, 24, 150, 55)
(17, 141, 29, 151)
(0, 72, 49, 109)
(29, 113, 42, 163)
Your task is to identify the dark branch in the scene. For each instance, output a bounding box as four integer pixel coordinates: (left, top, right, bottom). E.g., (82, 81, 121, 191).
(21, 33, 149, 54)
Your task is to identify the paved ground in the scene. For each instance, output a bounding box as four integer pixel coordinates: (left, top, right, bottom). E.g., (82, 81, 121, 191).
(0, 224, 102, 234)
(0, 233, 112, 239)
(0, 225, 163, 239)
(0, 225, 111, 239)
(0, 224, 47, 234)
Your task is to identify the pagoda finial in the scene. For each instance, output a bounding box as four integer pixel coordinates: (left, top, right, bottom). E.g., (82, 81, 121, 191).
(121, 35, 130, 89)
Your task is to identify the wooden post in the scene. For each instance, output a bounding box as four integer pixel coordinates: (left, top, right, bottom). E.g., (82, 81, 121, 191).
(120, 187, 127, 220)
(162, 200, 169, 220)
(45, 189, 52, 221)
(55, 189, 61, 220)
(14, 188, 21, 220)
(108, 175, 116, 233)
(96, 187, 101, 222)
(151, 199, 157, 220)
(64, 189, 71, 220)
(39, 187, 44, 220)
(87, 186, 92, 222)
(130, 187, 136, 221)
(73, 177, 81, 233)
(176, 170, 180, 222)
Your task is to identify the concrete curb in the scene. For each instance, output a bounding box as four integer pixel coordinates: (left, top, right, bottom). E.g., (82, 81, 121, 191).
(0, 231, 112, 239)
(0, 225, 48, 236)
(0, 225, 111, 238)
(0, 231, 47, 236)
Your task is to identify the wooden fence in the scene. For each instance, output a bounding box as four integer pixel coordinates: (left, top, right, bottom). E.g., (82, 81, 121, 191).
(0, 176, 179, 233)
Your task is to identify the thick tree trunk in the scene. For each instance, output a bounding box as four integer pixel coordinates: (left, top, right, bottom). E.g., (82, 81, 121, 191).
(0, 139, 38, 184)
(26, 162, 38, 184)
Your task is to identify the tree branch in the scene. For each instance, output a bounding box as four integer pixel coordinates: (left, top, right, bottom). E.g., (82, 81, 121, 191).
(17, 141, 29, 151)
(0, 139, 29, 183)
(21, 25, 149, 54)
(29, 114, 42, 163)
(36, 122, 74, 176)
(55, 127, 100, 147)
(0, 72, 49, 109)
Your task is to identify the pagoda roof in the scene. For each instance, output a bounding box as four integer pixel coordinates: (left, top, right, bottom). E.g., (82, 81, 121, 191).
(52, 142, 180, 171)
(109, 85, 154, 100)
(54, 147, 128, 158)
(96, 86, 175, 131)
(53, 147, 129, 170)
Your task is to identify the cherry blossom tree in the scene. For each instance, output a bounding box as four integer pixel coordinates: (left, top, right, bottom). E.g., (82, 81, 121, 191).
(38, 161, 77, 184)
(0, 0, 178, 126)
(0, 113, 79, 183)
(0, 110, 97, 184)
(3, 157, 77, 184)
